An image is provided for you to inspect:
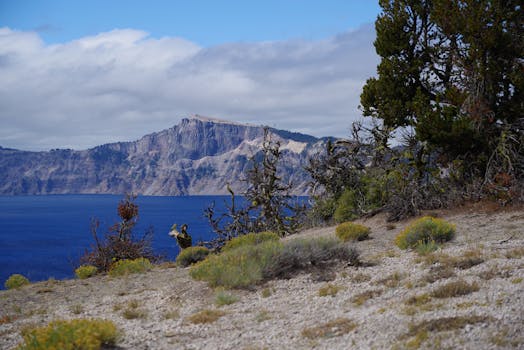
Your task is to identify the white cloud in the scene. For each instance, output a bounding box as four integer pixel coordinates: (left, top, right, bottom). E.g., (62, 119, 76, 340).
(0, 25, 378, 150)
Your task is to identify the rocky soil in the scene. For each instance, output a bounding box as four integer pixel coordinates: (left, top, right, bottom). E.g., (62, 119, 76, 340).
(1, 206, 523, 349)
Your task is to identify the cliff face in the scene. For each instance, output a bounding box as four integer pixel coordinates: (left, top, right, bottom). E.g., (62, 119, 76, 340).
(0, 116, 323, 195)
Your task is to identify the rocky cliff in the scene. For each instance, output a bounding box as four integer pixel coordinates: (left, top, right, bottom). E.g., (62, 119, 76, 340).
(0, 115, 324, 195)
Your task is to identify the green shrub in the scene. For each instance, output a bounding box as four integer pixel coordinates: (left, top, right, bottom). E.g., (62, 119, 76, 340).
(395, 216, 456, 250)
(75, 265, 98, 280)
(333, 189, 359, 223)
(214, 290, 239, 306)
(108, 258, 152, 277)
(221, 231, 280, 252)
(176, 246, 210, 267)
(306, 197, 337, 225)
(16, 318, 119, 350)
(4, 274, 30, 290)
(335, 222, 370, 242)
(415, 240, 440, 255)
(190, 241, 283, 288)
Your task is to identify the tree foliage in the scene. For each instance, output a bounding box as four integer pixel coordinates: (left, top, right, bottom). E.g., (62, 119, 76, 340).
(361, 0, 523, 200)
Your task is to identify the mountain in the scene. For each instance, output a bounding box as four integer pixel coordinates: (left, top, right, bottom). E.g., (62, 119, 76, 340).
(0, 115, 325, 195)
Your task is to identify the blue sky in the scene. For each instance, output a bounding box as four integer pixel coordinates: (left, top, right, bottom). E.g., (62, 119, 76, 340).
(1, 1, 380, 45)
(0, 1, 381, 150)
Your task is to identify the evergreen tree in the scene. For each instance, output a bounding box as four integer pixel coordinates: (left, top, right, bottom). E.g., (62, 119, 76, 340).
(361, 0, 523, 172)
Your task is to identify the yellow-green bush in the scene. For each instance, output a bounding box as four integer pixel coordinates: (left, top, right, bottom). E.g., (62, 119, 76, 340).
(221, 231, 280, 252)
(176, 246, 210, 267)
(108, 258, 152, 277)
(335, 222, 370, 242)
(4, 274, 30, 290)
(190, 241, 283, 288)
(395, 216, 455, 250)
(75, 265, 98, 279)
(16, 318, 119, 350)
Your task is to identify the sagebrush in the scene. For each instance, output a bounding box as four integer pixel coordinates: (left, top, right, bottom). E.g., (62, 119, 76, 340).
(190, 237, 359, 288)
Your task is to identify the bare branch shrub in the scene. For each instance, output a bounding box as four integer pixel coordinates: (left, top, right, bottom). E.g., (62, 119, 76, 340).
(80, 194, 160, 272)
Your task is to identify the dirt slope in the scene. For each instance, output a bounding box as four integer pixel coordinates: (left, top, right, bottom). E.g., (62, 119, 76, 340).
(1, 207, 523, 349)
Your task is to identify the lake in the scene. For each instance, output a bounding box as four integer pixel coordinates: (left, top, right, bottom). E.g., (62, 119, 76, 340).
(0, 195, 232, 287)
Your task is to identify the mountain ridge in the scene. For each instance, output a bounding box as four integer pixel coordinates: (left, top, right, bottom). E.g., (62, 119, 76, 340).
(0, 116, 325, 195)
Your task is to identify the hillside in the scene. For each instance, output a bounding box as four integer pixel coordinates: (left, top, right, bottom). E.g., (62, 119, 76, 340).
(0, 115, 324, 195)
(1, 207, 523, 349)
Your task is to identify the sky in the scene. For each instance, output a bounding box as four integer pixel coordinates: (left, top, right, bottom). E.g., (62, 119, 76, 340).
(0, 0, 381, 150)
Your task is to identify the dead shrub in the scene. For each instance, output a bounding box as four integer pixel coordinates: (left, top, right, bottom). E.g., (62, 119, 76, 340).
(80, 194, 160, 272)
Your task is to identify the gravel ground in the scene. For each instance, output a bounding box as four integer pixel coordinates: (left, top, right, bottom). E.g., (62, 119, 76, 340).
(1, 206, 523, 350)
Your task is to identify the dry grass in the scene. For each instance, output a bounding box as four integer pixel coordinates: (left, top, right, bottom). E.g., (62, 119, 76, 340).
(350, 289, 383, 306)
(431, 280, 480, 299)
(163, 309, 180, 320)
(122, 299, 147, 319)
(402, 294, 441, 316)
(122, 309, 147, 320)
(261, 287, 272, 298)
(402, 303, 441, 316)
(0, 315, 17, 325)
(255, 310, 271, 323)
(405, 330, 428, 349)
(452, 250, 485, 269)
(122, 308, 147, 319)
(376, 272, 404, 288)
(405, 293, 432, 306)
(302, 318, 357, 339)
(69, 304, 84, 315)
(318, 284, 343, 297)
(424, 265, 456, 283)
(477, 265, 512, 280)
(407, 315, 491, 336)
(420, 250, 484, 270)
(351, 272, 371, 283)
(490, 327, 524, 348)
(187, 309, 226, 324)
(505, 247, 524, 259)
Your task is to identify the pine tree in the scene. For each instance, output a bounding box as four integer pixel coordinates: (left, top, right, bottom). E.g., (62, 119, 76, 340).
(361, 0, 523, 170)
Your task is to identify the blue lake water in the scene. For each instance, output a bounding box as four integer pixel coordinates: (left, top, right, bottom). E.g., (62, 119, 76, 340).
(0, 195, 233, 288)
